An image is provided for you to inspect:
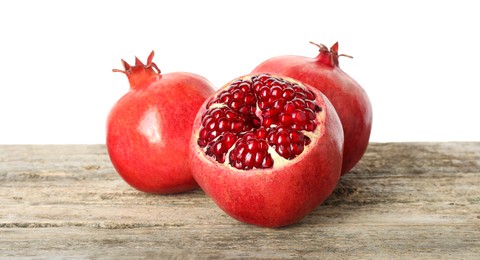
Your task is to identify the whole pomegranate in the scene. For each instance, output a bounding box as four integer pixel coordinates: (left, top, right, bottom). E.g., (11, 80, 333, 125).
(107, 51, 215, 194)
(190, 73, 344, 227)
(252, 42, 372, 175)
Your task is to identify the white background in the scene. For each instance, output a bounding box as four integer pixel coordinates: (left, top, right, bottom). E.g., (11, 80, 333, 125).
(1, 0, 479, 144)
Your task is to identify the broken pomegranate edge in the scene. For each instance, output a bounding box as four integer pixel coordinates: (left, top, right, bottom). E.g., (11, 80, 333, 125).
(189, 73, 344, 227)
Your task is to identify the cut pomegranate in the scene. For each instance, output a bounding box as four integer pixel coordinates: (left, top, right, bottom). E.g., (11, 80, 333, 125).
(190, 73, 344, 227)
(197, 74, 325, 170)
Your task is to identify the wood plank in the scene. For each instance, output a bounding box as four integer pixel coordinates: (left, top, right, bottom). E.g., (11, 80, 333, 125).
(1, 143, 479, 258)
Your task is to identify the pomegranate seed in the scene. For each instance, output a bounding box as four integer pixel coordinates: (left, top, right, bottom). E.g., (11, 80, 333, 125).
(232, 90, 244, 100)
(263, 108, 280, 118)
(208, 130, 219, 140)
(199, 128, 208, 139)
(256, 128, 268, 139)
(259, 140, 268, 150)
(246, 133, 258, 141)
(292, 110, 307, 124)
(244, 152, 254, 168)
(202, 116, 212, 126)
(217, 118, 230, 131)
(220, 93, 232, 103)
(277, 132, 291, 145)
(290, 131, 304, 143)
(284, 103, 296, 113)
(254, 151, 264, 167)
(262, 117, 274, 128)
(282, 88, 295, 100)
(251, 117, 261, 128)
(239, 83, 251, 93)
(267, 132, 276, 144)
(305, 100, 316, 110)
(256, 74, 270, 83)
(305, 108, 316, 120)
(279, 113, 293, 126)
(229, 80, 242, 87)
(304, 90, 316, 100)
(246, 139, 259, 150)
(258, 101, 268, 110)
(239, 106, 250, 114)
(233, 160, 243, 169)
(226, 110, 237, 119)
(231, 120, 244, 132)
(253, 81, 263, 92)
(290, 124, 302, 130)
(272, 99, 286, 111)
(207, 121, 216, 130)
(304, 136, 311, 145)
(293, 99, 306, 108)
(259, 87, 270, 100)
(224, 133, 237, 148)
(230, 101, 242, 110)
(198, 139, 207, 147)
(236, 143, 247, 159)
(276, 145, 291, 159)
(213, 140, 226, 154)
(217, 153, 226, 163)
(305, 122, 316, 131)
(291, 143, 304, 155)
(271, 86, 282, 98)
(293, 85, 303, 92)
(245, 93, 256, 105)
(262, 154, 274, 168)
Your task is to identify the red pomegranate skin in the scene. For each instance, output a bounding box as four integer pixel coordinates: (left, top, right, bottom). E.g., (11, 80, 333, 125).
(107, 53, 215, 194)
(190, 75, 343, 227)
(252, 42, 372, 175)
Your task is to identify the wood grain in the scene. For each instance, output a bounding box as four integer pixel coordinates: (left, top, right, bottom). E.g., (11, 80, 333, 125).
(1, 143, 479, 259)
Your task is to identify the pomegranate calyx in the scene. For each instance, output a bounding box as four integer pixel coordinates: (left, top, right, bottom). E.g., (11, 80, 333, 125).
(310, 41, 352, 67)
(112, 51, 161, 89)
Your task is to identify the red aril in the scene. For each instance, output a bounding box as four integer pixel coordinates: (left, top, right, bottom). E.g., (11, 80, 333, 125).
(190, 73, 343, 227)
(252, 42, 372, 175)
(107, 51, 215, 194)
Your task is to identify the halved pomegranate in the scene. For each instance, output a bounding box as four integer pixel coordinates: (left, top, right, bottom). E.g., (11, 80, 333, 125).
(190, 73, 344, 227)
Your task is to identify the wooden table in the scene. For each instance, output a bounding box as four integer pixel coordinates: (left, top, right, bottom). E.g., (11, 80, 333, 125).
(1, 143, 479, 259)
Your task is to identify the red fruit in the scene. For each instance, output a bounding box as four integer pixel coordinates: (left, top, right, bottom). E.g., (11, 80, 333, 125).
(190, 74, 343, 227)
(107, 51, 215, 194)
(252, 42, 372, 175)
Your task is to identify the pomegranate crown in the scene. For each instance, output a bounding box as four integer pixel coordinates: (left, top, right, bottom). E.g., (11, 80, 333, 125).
(309, 41, 353, 67)
(112, 50, 161, 75)
(113, 51, 162, 88)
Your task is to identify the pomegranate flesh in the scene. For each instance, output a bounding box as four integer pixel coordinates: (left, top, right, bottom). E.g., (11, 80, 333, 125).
(190, 73, 344, 227)
(252, 42, 372, 175)
(107, 51, 215, 194)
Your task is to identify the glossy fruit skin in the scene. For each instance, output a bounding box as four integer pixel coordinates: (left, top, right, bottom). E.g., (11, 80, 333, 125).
(107, 52, 215, 194)
(252, 42, 372, 175)
(190, 74, 343, 227)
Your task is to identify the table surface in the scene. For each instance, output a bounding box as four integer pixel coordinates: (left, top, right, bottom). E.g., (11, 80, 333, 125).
(1, 143, 479, 259)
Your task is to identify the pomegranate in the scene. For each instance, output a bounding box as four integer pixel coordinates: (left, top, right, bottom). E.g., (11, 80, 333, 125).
(252, 42, 372, 175)
(107, 51, 215, 194)
(190, 73, 343, 227)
